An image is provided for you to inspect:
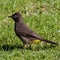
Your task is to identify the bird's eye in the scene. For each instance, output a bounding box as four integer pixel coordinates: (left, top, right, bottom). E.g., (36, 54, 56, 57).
(14, 15, 17, 18)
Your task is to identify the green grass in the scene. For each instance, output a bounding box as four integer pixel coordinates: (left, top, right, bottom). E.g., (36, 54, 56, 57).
(0, 0, 60, 60)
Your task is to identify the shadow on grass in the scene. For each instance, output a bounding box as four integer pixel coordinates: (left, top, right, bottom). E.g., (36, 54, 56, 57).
(0, 43, 58, 51)
(0, 44, 24, 51)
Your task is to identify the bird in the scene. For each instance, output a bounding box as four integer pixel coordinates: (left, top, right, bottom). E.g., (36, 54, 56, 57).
(8, 12, 57, 48)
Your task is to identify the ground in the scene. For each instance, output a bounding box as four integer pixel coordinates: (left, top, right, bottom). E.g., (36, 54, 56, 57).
(0, 0, 60, 60)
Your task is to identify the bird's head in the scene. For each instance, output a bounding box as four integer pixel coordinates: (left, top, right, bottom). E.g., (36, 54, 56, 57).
(8, 12, 22, 22)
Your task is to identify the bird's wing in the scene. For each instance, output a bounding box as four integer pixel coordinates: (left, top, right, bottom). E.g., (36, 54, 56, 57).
(16, 22, 40, 38)
(16, 25, 40, 38)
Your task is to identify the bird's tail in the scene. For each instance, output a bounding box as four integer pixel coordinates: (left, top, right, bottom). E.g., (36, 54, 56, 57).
(37, 37, 58, 45)
(27, 35, 58, 45)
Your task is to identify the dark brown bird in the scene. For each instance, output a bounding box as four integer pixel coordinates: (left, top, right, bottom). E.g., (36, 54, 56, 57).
(8, 12, 57, 47)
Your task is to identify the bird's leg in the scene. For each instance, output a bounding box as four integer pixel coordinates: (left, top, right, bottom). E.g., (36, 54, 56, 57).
(23, 43, 30, 49)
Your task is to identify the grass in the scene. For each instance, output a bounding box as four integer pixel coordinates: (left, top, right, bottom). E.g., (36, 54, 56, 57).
(0, 0, 60, 60)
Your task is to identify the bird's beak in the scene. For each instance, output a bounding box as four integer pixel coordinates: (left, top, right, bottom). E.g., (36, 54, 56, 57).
(8, 16, 12, 18)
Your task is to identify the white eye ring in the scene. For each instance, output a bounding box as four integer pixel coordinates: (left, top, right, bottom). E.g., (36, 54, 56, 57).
(14, 15, 17, 18)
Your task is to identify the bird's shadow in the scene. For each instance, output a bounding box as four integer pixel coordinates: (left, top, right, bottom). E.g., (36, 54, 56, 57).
(0, 43, 58, 51)
(0, 44, 24, 51)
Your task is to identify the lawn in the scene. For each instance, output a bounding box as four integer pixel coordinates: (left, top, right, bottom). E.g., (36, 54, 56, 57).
(0, 0, 60, 60)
